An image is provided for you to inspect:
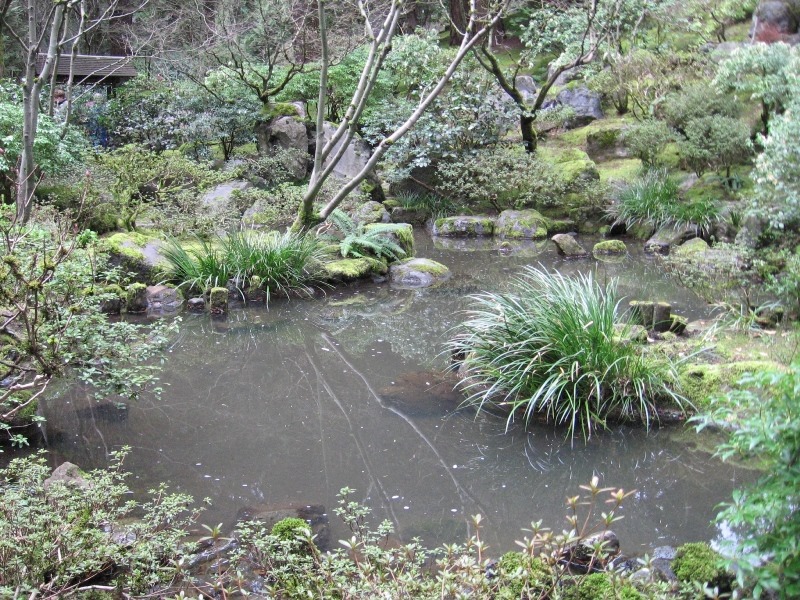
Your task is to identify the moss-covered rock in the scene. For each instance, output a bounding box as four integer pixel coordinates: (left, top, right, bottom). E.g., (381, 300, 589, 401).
(433, 216, 495, 237)
(539, 147, 600, 190)
(99, 284, 125, 315)
(593, 239, 627, 256)
(678, 360, 784, 409)
(209, 287, 229, 314)
(545, 218, 577, 234)
(382, 199, 400, 209)
(323, 258, 387, 281)
(673, 542, 731, 589)
(126, 283, 148, 313)
(101, 232, 161, 283)
(644, 226, 700, 254)
(262, 102, 301, 120)
(354, 201, 390, 225)
(496, 210, 548, 240)
(673, 237, 710, 258)
(391, 206, 430, 226)
(389, 258, 451, 288)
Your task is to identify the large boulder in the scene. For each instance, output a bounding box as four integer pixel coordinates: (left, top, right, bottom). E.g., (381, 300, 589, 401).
(44, 462, 91, 491)
(263, 116, 309, 179)
(585, 125, 628, 160)
(146, 285, 183, 316)
(495, 209, 548, 240)
(556, 86, 604, 128)
(389, 258, 451, 288)
(432, 215, 495, 237)
(753, 1, 799, 37)
(322, 122, 371, 181)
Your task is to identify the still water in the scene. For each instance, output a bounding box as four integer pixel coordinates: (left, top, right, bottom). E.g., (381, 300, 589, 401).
(40, 232, 755, 555)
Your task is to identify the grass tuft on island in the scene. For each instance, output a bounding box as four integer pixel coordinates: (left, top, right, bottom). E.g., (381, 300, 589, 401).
(448, 266, 687, 439)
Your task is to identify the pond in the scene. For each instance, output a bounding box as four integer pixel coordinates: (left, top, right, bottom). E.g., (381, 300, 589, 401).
(39, 231, 756, 556)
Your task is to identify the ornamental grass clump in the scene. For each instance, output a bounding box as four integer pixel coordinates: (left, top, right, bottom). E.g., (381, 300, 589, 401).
(449, 266, 684, 439)
(163, 230, 326, 300)
(608, 168, 720, 233)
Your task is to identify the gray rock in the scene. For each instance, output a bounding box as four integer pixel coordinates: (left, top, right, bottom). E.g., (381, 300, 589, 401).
(201, 180, 252, 216)
(650, 557, 679, 585)
(652, 545, 677, 560)
(390, 206, 430, 226)
(630, 568, 652, 585)
(389, 258, 451, 288)
(265, 116, 308, 179)
(556, 86, 604, 128)
(734, 214, 767, 248)
(354, 200, 390, 225)
(644, 225, 701, 254)
(187, 297, 206, 312)
(551, 233, 590, 258)
(44, 462, 91, 491)
(515, 75, 538, 104)
(754, 1, 799, 36)
(322, 122, 372, 181)
(146, 285, 182, 315)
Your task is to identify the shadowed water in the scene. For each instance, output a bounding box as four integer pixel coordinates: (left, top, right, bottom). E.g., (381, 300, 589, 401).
(38, 232, 756, 555)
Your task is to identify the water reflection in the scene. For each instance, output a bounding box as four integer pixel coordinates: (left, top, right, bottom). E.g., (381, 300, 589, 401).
(40, 232, 756, 555)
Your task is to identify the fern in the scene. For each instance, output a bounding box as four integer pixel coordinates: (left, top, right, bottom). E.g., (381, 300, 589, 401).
(329, 209, 408, 261)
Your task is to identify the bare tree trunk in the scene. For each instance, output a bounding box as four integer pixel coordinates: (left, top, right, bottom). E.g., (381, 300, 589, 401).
(293, 0, 507, 231)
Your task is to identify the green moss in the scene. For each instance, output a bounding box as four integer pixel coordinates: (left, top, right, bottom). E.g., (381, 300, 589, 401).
(592, 240, 627, 256)
(556, 117, 629, 146)
(433, 216, 495, 237)
(657, 141, 681, 169)
(678, 360, 784, 409)
(673, 237, 710, 258)
(382, 199, 400, 209)
(496, 209, 548, 239)
(562, 572, 644, 600)
(271, 517, 309, 541)
(323, 258, 387, 280)
(101, 232, 158, 283)
(397, 257, 449, 276)
(545, 218, 577, 234)
(209, 287, 229, 313)
(537, 148, 600, 189)
(125, 283, 147, 312)
(673, 542, 729, 588)
(597, 158, 643, 183)
(262, 102, 300, 120)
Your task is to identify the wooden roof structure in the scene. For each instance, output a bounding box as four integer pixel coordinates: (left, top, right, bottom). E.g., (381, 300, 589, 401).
(36, 54, 137, 87)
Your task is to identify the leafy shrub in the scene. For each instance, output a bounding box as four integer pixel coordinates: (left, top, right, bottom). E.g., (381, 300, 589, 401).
(0, 449, 197, 597)
(765, 249, 800, 319)
(448, 266, 684, 439)
(434, 146, 568, 213)
(693, 363, 800, 598)
(678, 115, 752, 178)
(1, 209, 171, 446)
(622, 119, 673, 167)
(609, 169, 720, 232)
(163, 231, 326, 300)
(660, 84, 739, 134)
(328, 209, 407, 261)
